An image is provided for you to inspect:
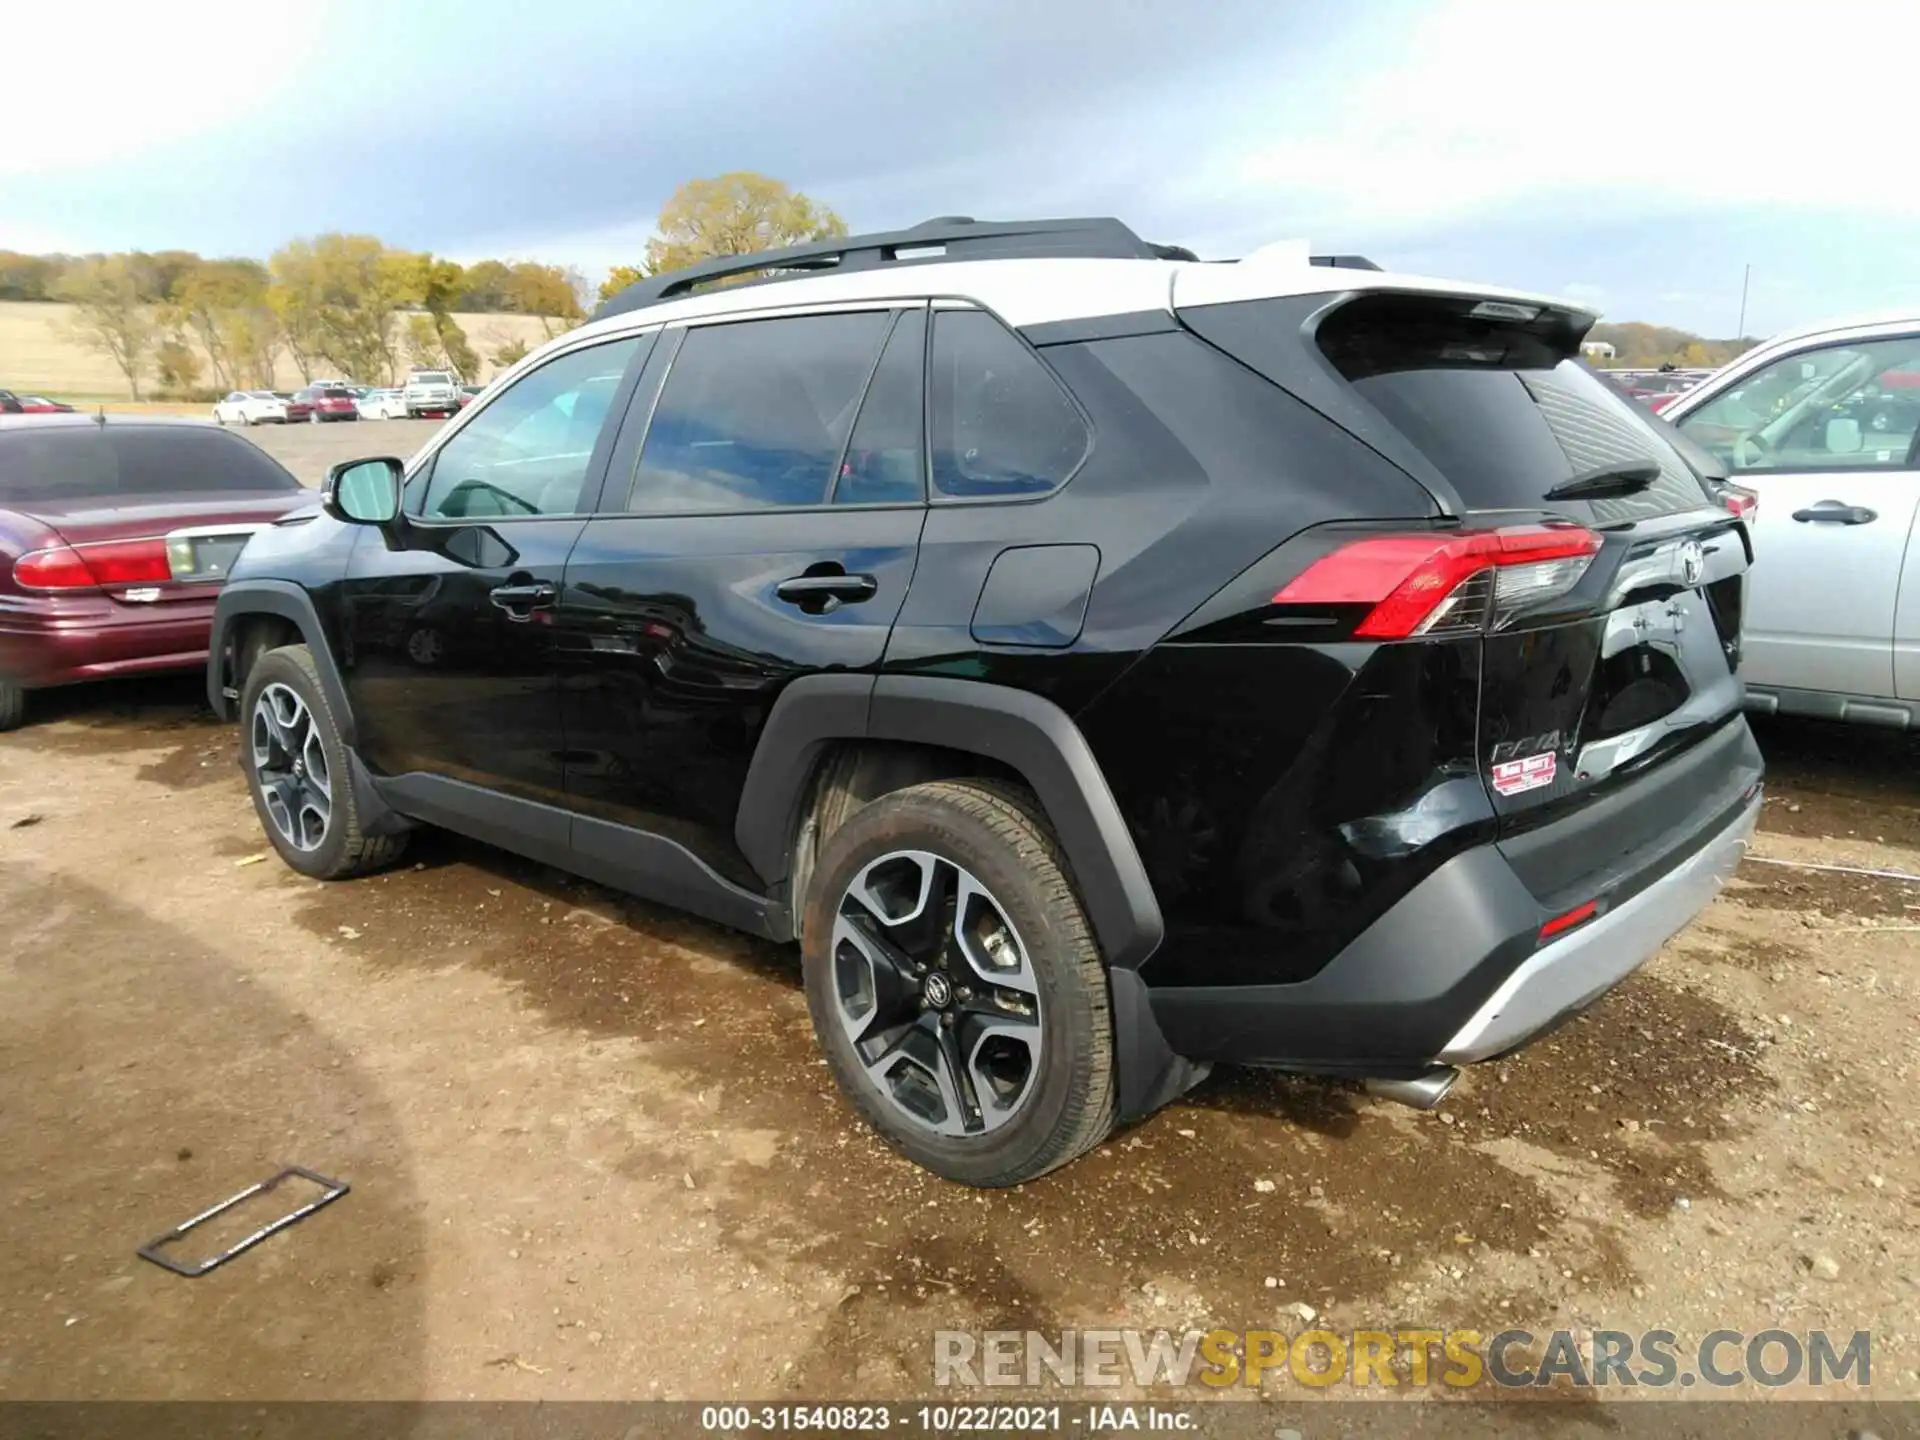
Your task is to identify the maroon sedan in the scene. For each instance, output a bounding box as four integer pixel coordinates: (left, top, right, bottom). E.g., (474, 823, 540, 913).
(0, 415, 307, 730)
(302, 385, 360, 423)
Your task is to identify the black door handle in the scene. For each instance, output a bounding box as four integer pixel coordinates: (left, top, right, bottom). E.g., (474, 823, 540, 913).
(776, 573, 877, 614)
(1791, 502, 1877, 525)
(489, 579, 558, 616)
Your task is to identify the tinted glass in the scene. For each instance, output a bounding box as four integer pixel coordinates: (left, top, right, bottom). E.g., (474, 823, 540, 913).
(0, 426, 301, 503)
(420, 337, 639, 519)
(318, 387, 352, 399)
(834, 309, 925, 505)
(1676, 335, 1920, 472)
(928, 309, 1087, 499)
(630, 311, 890, 513)
(1313, 293, 1712, 523)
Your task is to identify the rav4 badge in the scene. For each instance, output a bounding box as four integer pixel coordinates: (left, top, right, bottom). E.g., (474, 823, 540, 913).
(1490, 751, 1557, 797)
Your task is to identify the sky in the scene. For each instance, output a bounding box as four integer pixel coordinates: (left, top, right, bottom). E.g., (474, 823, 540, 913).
(5, 0, 1919, 337)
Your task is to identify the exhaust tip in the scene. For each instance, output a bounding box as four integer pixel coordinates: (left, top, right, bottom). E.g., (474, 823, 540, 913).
(1364, 1066, 1460, 1111)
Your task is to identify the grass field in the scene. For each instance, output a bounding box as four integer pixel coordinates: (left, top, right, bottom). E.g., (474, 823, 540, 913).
(0, 302, 556, 401)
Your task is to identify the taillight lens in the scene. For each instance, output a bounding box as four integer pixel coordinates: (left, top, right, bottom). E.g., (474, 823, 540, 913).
(1719, 483, 1758, 522)
(14, 538, 173, 590)
(1273, 524, 1603, 639)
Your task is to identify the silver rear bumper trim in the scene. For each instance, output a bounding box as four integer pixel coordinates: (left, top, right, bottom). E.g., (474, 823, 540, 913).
(1437, 792, 1760, 1064)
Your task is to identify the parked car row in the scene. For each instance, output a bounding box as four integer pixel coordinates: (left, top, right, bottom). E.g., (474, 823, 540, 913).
(1607, 367, 1715, 412)
(3, 218, 1906, 1188)
(212, 377, 486, 427)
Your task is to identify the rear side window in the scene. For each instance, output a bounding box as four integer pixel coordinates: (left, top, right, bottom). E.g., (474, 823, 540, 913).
(0, 426, 301, 504)
(929, 309, 1088, 499)
(1314, 293, 1711, 523)
(630, 311, 891, 513)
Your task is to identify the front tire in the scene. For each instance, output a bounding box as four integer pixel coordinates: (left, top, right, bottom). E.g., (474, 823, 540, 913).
(801, 779, 1114, 1186)
(239, 645, 407, 879)
(0, 680, 25, 732)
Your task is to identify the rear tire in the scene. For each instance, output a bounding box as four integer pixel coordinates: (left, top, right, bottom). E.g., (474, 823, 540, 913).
(801, 778, 1115, 1186)
(239, 645, 407, 880)
(0, 681, 25, 732)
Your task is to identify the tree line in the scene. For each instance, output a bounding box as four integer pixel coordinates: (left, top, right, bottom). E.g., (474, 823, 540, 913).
(6, 241, 589, 399)
(1586, 322, 1756, 370)
(10, 173, 846, 401)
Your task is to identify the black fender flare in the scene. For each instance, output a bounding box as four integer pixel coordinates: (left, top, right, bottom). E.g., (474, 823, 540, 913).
(734, 672, 1165, 972)
(208, 580, 355, 744)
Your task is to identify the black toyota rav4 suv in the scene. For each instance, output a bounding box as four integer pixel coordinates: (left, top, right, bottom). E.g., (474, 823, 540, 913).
(209, 217, 1762, 1186)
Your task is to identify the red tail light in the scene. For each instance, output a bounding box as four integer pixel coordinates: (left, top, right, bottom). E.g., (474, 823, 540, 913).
(1539, 899, 1598, 941)
(1273, 524, 1603, 639)
(14, 538, 173, 590)
(1718, 483, 1758, 522)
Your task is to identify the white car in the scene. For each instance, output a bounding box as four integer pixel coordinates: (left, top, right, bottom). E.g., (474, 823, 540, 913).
(356, 388, 408, 420)
(1663, 311, 1920, 728)
(212, 391, 289, 426)
(402, 370, 460, 418)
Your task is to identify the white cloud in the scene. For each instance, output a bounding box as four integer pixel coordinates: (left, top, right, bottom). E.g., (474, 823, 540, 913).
(0, 8, 324, 178)
(1206, 0, 1920, 231)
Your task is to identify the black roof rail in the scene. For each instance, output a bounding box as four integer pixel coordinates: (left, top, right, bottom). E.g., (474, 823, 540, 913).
(593, 216, 1194, 320)
(1309, 254, 1383, 271)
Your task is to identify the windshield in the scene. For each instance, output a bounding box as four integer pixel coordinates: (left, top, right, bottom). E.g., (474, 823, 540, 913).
(413, 372, 452, 385)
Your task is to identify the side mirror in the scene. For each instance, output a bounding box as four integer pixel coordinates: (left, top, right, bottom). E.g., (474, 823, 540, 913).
(322, 457, 404, 525)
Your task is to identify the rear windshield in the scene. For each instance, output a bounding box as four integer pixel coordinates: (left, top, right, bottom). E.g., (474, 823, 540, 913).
(319, 387, 352, 398)
(0, 426, 301, 504)
(1315, 294, 1713, 524)
(412, 372, 452, 384)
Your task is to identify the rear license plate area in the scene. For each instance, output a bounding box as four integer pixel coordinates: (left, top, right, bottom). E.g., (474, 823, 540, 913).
(166, 533, 252, 583)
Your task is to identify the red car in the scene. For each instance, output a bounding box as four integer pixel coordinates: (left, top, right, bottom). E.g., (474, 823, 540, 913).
(0, 415, 307, 730)
(294, 385, 359, 423)
(1, 390, 76, 414)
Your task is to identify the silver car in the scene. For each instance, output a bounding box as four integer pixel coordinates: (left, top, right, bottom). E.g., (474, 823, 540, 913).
(1664, 312, 1920, 727)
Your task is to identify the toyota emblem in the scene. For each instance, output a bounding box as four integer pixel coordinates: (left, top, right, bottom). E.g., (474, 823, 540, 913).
(1679, 540, 1705, 587)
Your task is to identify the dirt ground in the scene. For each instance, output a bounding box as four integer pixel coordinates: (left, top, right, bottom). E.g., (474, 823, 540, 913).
(1, 503, 1916, 1407)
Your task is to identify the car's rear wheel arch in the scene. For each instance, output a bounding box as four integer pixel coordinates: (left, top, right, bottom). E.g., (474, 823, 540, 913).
(736, 674, 1165, 971)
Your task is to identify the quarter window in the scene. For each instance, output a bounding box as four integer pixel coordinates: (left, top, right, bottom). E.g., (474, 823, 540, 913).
(928, 309, 1088, 499)
(1677, 336, 1920, 472)
(420, 336, 640, 518)
(630, 312, 892, 513)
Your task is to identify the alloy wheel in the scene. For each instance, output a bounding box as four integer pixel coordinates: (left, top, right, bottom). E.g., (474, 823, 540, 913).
(250, 682, 332, 851)
(830, 850, 1042, 1137)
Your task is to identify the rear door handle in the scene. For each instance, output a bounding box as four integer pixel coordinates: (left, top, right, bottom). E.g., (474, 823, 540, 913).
(489, 580, 558, 615)
(775, 573, 877, 614)
(1791, 501, 1878, 525)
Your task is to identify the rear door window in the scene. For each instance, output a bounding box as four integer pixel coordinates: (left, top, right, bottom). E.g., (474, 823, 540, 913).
(628, 311, 891, 513)
(1313, 293, 1713, 524)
